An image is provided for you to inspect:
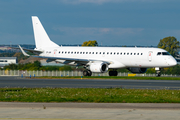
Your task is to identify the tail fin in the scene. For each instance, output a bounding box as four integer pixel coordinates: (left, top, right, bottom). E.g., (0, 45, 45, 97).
(32, 16, 59, 50)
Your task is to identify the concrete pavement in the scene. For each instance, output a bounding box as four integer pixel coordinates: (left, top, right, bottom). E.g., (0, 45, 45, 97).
(0, 102, 180, 120)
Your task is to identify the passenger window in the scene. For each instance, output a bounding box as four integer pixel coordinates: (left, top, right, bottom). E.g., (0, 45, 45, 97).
(62, 51, 64, 54)
(103, 52, 105, 54)
(120, 53, 122, 55)
(117, 52, 119, 55)
(86, 52, 88, 54)
(99, 52, 101, 54)
(137, 53, 139, 55)
(110, 52, 112, 55)
(68, 52, 70, 54)
(127, 53, 129, 55)
(134, 53, 136, 55)
(74, 52, 76, 54)
(92, 52, 94, 54)
(89, 52, 91, 54)
(114, 52, 116, 55)
(124, 53, 126, 55)
(80, 52, 82, 54)
(131, 53, 132, 55)
(107, 52, 109, 55)
(59, 51, 60, 54)
(77, 52, 79, 54)
(96, 52, 98, 54)
(141, 53, 143, 55)
(83, 52, 85, 54)
(71, 52, 73, 54)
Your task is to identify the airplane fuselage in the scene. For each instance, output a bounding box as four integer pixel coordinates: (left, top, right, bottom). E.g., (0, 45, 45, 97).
(40, 47, 177, 69)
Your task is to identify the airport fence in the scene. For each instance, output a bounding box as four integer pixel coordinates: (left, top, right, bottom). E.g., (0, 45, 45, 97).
(0, 70, 178, 77)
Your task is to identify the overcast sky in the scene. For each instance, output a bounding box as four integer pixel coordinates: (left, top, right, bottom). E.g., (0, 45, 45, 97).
(0, 0, 180, 46)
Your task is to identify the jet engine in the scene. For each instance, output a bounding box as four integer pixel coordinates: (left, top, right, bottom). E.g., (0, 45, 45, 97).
(89, 62, 108, 73)
(128, 68, 147, 73)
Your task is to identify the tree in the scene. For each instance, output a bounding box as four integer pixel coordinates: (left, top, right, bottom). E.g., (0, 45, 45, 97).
(82, 40, 98, 46)
(158, 36, 180, 57)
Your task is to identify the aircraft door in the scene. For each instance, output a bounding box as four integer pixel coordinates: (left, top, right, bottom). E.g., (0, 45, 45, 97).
(148, 51, 153, 62)
(54, 49, 57, 57)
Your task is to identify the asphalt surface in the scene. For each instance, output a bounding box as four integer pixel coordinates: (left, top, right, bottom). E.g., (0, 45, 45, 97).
(0, 76, 180, 89)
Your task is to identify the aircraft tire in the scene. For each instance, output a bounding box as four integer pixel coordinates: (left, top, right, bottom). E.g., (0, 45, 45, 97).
(156, 71, 161, 77)
(87, 70, 92, 76)
(83, 70, 88, 76)
(109, 71, 118, 76)
(113, 71, 118, 76)
(156, 73, 161, 77)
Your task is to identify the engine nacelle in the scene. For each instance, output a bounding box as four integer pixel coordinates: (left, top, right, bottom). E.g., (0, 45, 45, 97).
(89, 62, 108, 73)
(128, 68, 147, 74)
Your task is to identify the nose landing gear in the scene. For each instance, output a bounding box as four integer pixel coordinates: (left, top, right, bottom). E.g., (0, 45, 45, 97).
(155, 67, 161, 77)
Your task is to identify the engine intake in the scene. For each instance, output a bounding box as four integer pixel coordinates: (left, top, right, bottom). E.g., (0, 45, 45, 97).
(128, 68, 147, 74)
(89, 62, 108, 73)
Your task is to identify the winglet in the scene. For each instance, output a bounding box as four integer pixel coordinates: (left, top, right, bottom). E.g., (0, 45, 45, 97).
(18, 45, 30, 56)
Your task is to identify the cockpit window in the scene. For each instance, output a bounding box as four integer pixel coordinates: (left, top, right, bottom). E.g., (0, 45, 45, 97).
(157, 52, 170, 56)
(157, 52, 161, 55)
(162, 52, 170, 55)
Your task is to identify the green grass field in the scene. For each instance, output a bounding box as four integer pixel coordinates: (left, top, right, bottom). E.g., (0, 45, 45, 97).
(37, 76, 180, 80)
(0, 88, 180, 103)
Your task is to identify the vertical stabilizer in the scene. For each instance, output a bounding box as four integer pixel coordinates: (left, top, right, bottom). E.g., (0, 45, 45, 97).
(32, 16, 59, 50)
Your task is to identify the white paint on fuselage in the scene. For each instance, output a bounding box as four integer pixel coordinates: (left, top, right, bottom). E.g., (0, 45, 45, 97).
(40, 47, 177, 69)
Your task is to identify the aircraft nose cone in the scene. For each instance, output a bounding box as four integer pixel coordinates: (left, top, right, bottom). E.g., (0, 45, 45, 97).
(170, 58, 177, 66)
(167, 57, 177, 66)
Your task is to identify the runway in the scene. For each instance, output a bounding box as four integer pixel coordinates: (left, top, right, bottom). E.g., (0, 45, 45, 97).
(0, 76, 180, 89)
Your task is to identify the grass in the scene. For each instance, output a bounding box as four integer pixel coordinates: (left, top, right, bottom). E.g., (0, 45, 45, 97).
(37, 76, 180, 80)
(0, 88, 180, 103)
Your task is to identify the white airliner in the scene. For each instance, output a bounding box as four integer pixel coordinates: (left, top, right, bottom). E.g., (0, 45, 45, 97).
(18, 16, 177, 77)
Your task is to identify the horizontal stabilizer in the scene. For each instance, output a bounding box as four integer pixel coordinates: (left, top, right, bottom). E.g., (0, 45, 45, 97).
(19, 45, 30, 56)
(11, 45, 43, 56)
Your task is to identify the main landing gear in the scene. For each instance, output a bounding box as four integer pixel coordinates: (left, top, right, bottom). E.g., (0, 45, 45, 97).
(109, 70, 118, 76)
(83, 70, 92, 76)
(83, 69, 118, 77)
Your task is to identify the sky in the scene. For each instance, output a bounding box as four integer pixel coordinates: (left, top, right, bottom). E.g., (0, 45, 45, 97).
(0, 0, 180, 46)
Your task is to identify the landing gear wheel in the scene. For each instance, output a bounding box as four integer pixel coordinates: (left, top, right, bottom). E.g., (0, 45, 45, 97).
(87, 70, 92, 76)
(83, 70, 92, 76)
(83, 70, 88, 76)
(109, 71, 118, 76)
(156, 71, 161, 77)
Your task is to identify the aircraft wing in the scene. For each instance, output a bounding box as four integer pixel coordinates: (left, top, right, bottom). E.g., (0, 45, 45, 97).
(32, 55, 111, 66)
